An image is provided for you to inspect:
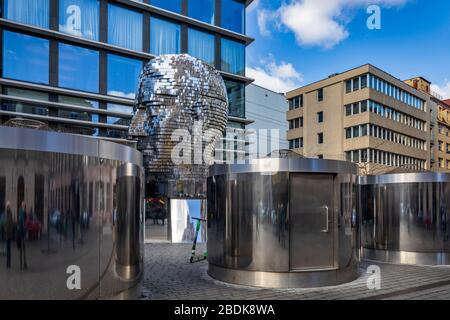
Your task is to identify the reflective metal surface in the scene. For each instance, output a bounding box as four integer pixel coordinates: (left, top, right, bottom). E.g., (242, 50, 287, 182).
(0, 127, 144, 299)
(207, 158, 359, 288)
(129, 54, 228, 198)
(360, 173, 450, 265)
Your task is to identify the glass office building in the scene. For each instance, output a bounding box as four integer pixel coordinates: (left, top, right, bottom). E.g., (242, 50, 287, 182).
(0, 0, 253, 143)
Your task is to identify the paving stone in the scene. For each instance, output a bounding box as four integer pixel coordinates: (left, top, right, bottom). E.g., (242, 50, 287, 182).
(141, 243, 450, 300)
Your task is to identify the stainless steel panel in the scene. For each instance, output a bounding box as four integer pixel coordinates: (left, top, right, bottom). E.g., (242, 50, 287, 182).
(207, 172, 290, 272)
(207, 158, 359, 287)
(209, 158, 358, 177)
(0, 128, 143, 299)
(0, 126, 142, 166)
(114, 174, 141, 280)
(290, 174, 334, 270)
(360, 174, 450, 265)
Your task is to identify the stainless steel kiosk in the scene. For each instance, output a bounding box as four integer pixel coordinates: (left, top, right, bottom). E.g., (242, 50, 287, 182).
(0, 127, 144, 299)
(207, 158, 359, 288)
(360, 173, 450, 265)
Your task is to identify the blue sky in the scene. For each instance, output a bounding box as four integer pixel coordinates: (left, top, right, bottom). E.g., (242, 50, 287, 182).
(245, 0, 450, 98)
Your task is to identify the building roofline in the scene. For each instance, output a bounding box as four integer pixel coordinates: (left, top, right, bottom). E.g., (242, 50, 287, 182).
(404, 76, 432, 84)
(247, 83, 286, 96)
(286, 63, 430, 99)
(246, 0, 255, 7)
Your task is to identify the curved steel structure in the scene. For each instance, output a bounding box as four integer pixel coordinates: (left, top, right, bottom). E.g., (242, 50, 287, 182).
(0, 127, 144, 299)
(360, 173, 450, 265)
(207, 158, 360, 288)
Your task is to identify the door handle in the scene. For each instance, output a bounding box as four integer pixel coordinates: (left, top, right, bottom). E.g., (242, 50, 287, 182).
(321, 205, 329, 233)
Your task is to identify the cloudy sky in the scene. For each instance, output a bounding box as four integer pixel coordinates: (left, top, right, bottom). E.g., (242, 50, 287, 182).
(245, 0, 450, 98)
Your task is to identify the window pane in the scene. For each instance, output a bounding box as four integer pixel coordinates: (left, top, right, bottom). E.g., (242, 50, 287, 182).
(361, 100, 368, 112)
(3, 87, 49, 116)
(225, 80, 245, 118)
(59, 43, 99, 92)
(188, 0, 215, 24)
(58, 95, 99, 136)
(346, 128, 351, 139)
(150, 17, 181, 55)
(361, 75, 367, 88)
(3, 31, 49, 84)
(107, 103, 132, 139)
(59, 0, 99, 41)
(108, 4, 142, 51)
(107, 54, 143, 99)
(345, 105, 352, 116)
(318, 88, 323, 101)
(4, 0, 49, 28)
(188, 28, 215, 66)
(345, 80, 352, 93)
(353, 126, 359, 138)
(221, 38, 245, 75)
(221, 0, 244, 33)
(150, 0, 181, 13)
(353, 77, 359, 91)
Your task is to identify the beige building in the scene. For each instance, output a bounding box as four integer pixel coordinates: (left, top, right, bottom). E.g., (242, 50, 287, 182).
(403, 77, 450, 172)
(435, 99, 450, 171)
(286, 64, 431, 175)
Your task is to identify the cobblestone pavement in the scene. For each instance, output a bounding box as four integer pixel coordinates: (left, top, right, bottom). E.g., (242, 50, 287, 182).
(141, 243, 450, 300)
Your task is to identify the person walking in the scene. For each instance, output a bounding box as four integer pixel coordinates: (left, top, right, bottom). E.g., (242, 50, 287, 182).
(17, 201, 28, 270)
(4, 201, 13, 269)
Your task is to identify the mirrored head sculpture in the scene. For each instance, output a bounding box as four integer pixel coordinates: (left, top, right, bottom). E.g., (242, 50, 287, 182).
(128, 54, 228, 198)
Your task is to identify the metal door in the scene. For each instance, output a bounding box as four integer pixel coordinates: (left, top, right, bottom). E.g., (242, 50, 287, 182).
(290, 174, 335, 270)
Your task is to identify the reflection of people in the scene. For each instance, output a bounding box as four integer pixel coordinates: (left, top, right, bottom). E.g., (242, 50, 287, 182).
(4, 201, 13, 269)
(17, 201, 28, 270)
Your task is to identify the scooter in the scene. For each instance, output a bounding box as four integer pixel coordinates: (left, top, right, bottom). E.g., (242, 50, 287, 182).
(190, 217, 207, 263)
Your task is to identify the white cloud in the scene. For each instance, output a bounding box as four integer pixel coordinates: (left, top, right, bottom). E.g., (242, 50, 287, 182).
(431, 80, 450, 100)
(246, 56, 303, 93)
(247, 0, 260, 13)
(107, 90, 136, 99)
(257, 0, 408, 48)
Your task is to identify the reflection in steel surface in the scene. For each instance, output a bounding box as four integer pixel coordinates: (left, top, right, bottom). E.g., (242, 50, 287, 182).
(360, 173, 450, 265)
(0, 127, 144, 299)
(207, 158, 360, 288)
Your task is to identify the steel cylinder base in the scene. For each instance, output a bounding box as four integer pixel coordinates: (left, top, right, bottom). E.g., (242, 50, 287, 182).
(207, 263, 359, 288)
(363, 248, 450, 266)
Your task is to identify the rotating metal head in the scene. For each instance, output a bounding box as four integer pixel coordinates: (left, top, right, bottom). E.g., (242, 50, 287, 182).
(128, 54, 228, 197)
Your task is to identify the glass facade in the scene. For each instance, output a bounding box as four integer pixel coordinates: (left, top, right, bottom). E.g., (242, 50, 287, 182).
(221, 0, 245, 34)
(58, 95, 99, 136)
(221, 38, 245, 76)
(353, 73, 426, 111)
(150, 0, 181, 13)
(1, 0, 249, 140)
(3, 31, 49, 84)
(150, 17, 181, 55)
(188, 28, 215, 66)
(346, 148, 425, 170)
(107, 54, 143, 99)
(188, 0, 215, 25)
(59, 43, 99, 92)
(4, 0, 49, 28)
(59, 0, 99, 41)
(344, 99, 426, 131)
(107, 103, 132, 139)
(108, 3, 143, 51)
(2, 87, 49, 116)
(225, 80, 245, 118)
